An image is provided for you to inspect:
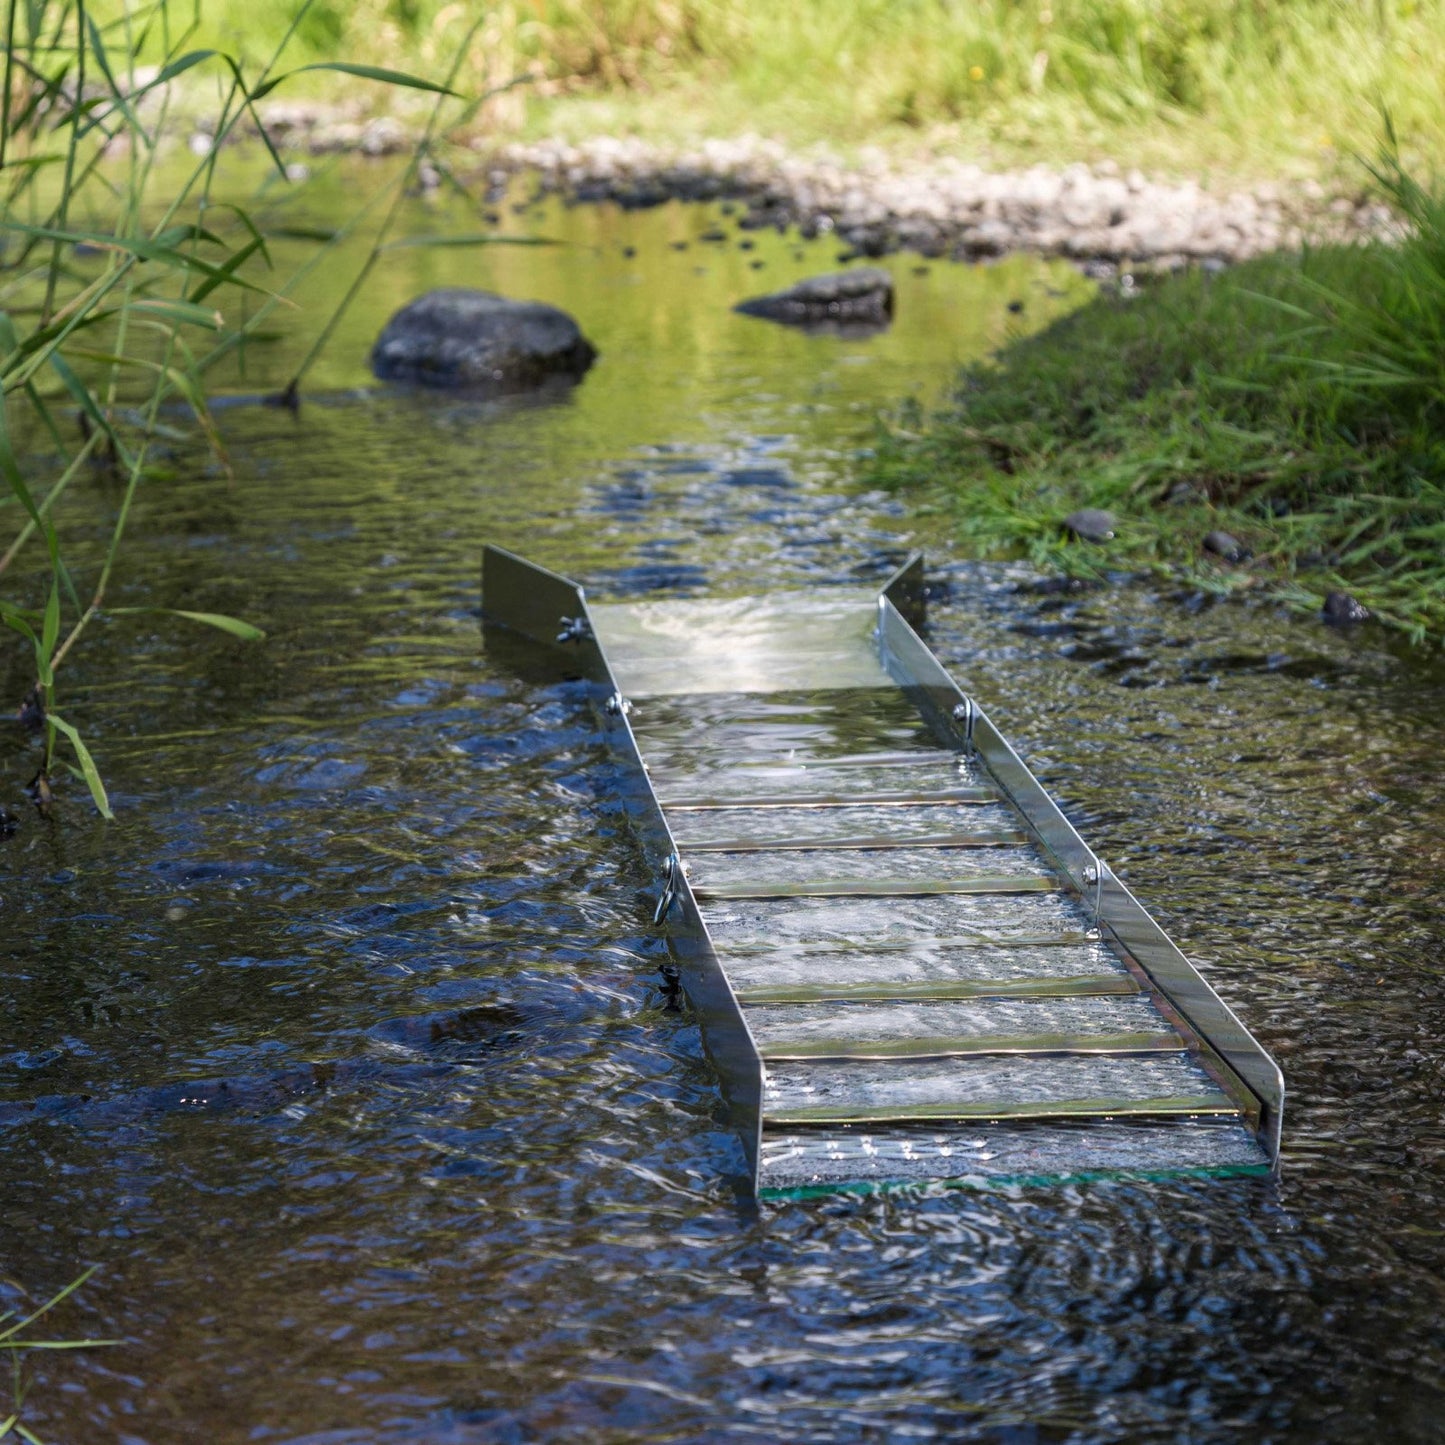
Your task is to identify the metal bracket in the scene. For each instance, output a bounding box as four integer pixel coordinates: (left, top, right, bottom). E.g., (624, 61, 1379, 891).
(653, 852, 682, 925)
(556, 615, 593, 645)
(1083, 861, 1102, 921)
(951, 697, 977, 750)
(605, 691, 632, 717)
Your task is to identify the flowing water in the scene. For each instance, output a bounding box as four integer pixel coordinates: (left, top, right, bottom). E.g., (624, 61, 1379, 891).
(2, 159, 1444, 1442)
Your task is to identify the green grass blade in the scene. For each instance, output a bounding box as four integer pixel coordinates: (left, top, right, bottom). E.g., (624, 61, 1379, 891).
(0, 1268, 100, 1346)
(109, 607, 265, 641)
(84, 13, 144, 139)
(44, 714, 113, 819)
(249, 62, 461, 103)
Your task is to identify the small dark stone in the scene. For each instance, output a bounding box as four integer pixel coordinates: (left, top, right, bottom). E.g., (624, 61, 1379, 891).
(1322, 590, 1369, 626)
(912, 265, 930, 276)
(848, 228, 891, 258)
(738, 239, 755, 251)
(699, 227, 728, 242)
(1007, 299, 1025, 313)
(734, 267, 894, 334)
(1203, 530, 1251, 564)
(25, 771, 52, 810)
(369, 289, 597, 393)
(615, 184, 670, 211)
(1062, 508, 1116, 543)
(16, 686, 45, 732)
(1165, 480, 1199, 506)
(0, 806, 17, 839)
(749, 260, 765, 269)
(621, 245, 636, 258)
(670, 240, 689, 250)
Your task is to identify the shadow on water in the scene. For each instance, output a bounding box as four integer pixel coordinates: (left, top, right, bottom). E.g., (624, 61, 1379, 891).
(1, 158, 1444, 1442)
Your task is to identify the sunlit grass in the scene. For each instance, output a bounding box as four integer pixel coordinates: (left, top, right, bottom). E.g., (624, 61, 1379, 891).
(869, 138, 1445, 641)
(146, 0, 1445, 178)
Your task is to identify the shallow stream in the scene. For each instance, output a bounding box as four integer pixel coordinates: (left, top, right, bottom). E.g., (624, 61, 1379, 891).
(2, 160, 1444, 1442)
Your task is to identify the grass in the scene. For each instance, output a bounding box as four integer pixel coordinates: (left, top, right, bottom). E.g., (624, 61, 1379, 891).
(867, 137, 1445, 641)
(160, 0, 1445, 181)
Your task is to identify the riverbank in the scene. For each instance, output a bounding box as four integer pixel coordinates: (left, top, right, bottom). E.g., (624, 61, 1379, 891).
(484, 135, 1394, 273)
(241, 108, 1394, 272)
(867, 163, 1445, 642)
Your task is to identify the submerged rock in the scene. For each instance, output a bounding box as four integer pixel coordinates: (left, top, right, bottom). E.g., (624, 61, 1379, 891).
(370, 288, 597, 392)
(734, 267, 894, 332)
(1063, 508, 1116, 543)
(1204, 530, 1251, 564)
(1322, 589, 1370, 626)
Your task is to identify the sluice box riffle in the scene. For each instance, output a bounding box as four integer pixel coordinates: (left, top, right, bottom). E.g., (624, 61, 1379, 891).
(482, 545, 1284, 1199)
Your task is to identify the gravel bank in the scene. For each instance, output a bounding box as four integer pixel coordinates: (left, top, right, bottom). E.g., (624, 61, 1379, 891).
(484, 136, 1395, 274)
(250, 107, 1397, 273)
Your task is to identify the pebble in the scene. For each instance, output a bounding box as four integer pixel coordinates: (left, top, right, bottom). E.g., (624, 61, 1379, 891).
(1204, 530, 1251, 563)
(1322, 590, 1370, 625)
(1063, 508, 1116, 543)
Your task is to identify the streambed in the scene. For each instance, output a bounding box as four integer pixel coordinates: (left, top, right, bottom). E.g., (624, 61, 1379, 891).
(2, 161, 1443, 1442)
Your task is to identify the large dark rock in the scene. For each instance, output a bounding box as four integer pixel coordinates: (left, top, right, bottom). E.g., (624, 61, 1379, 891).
(370, 289, 597, 391)
(734, 267, 894, 333)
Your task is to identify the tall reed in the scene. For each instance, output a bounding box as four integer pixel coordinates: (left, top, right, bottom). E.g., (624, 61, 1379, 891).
(1, 0, 458, 815)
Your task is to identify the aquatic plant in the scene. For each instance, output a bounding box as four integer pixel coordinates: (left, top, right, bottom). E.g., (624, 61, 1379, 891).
(1, 1267, 115, 1442)
(0, 0, 464, 815)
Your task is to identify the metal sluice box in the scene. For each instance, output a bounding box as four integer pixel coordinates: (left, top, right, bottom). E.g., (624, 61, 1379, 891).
(482, 545, 1284, 1198)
